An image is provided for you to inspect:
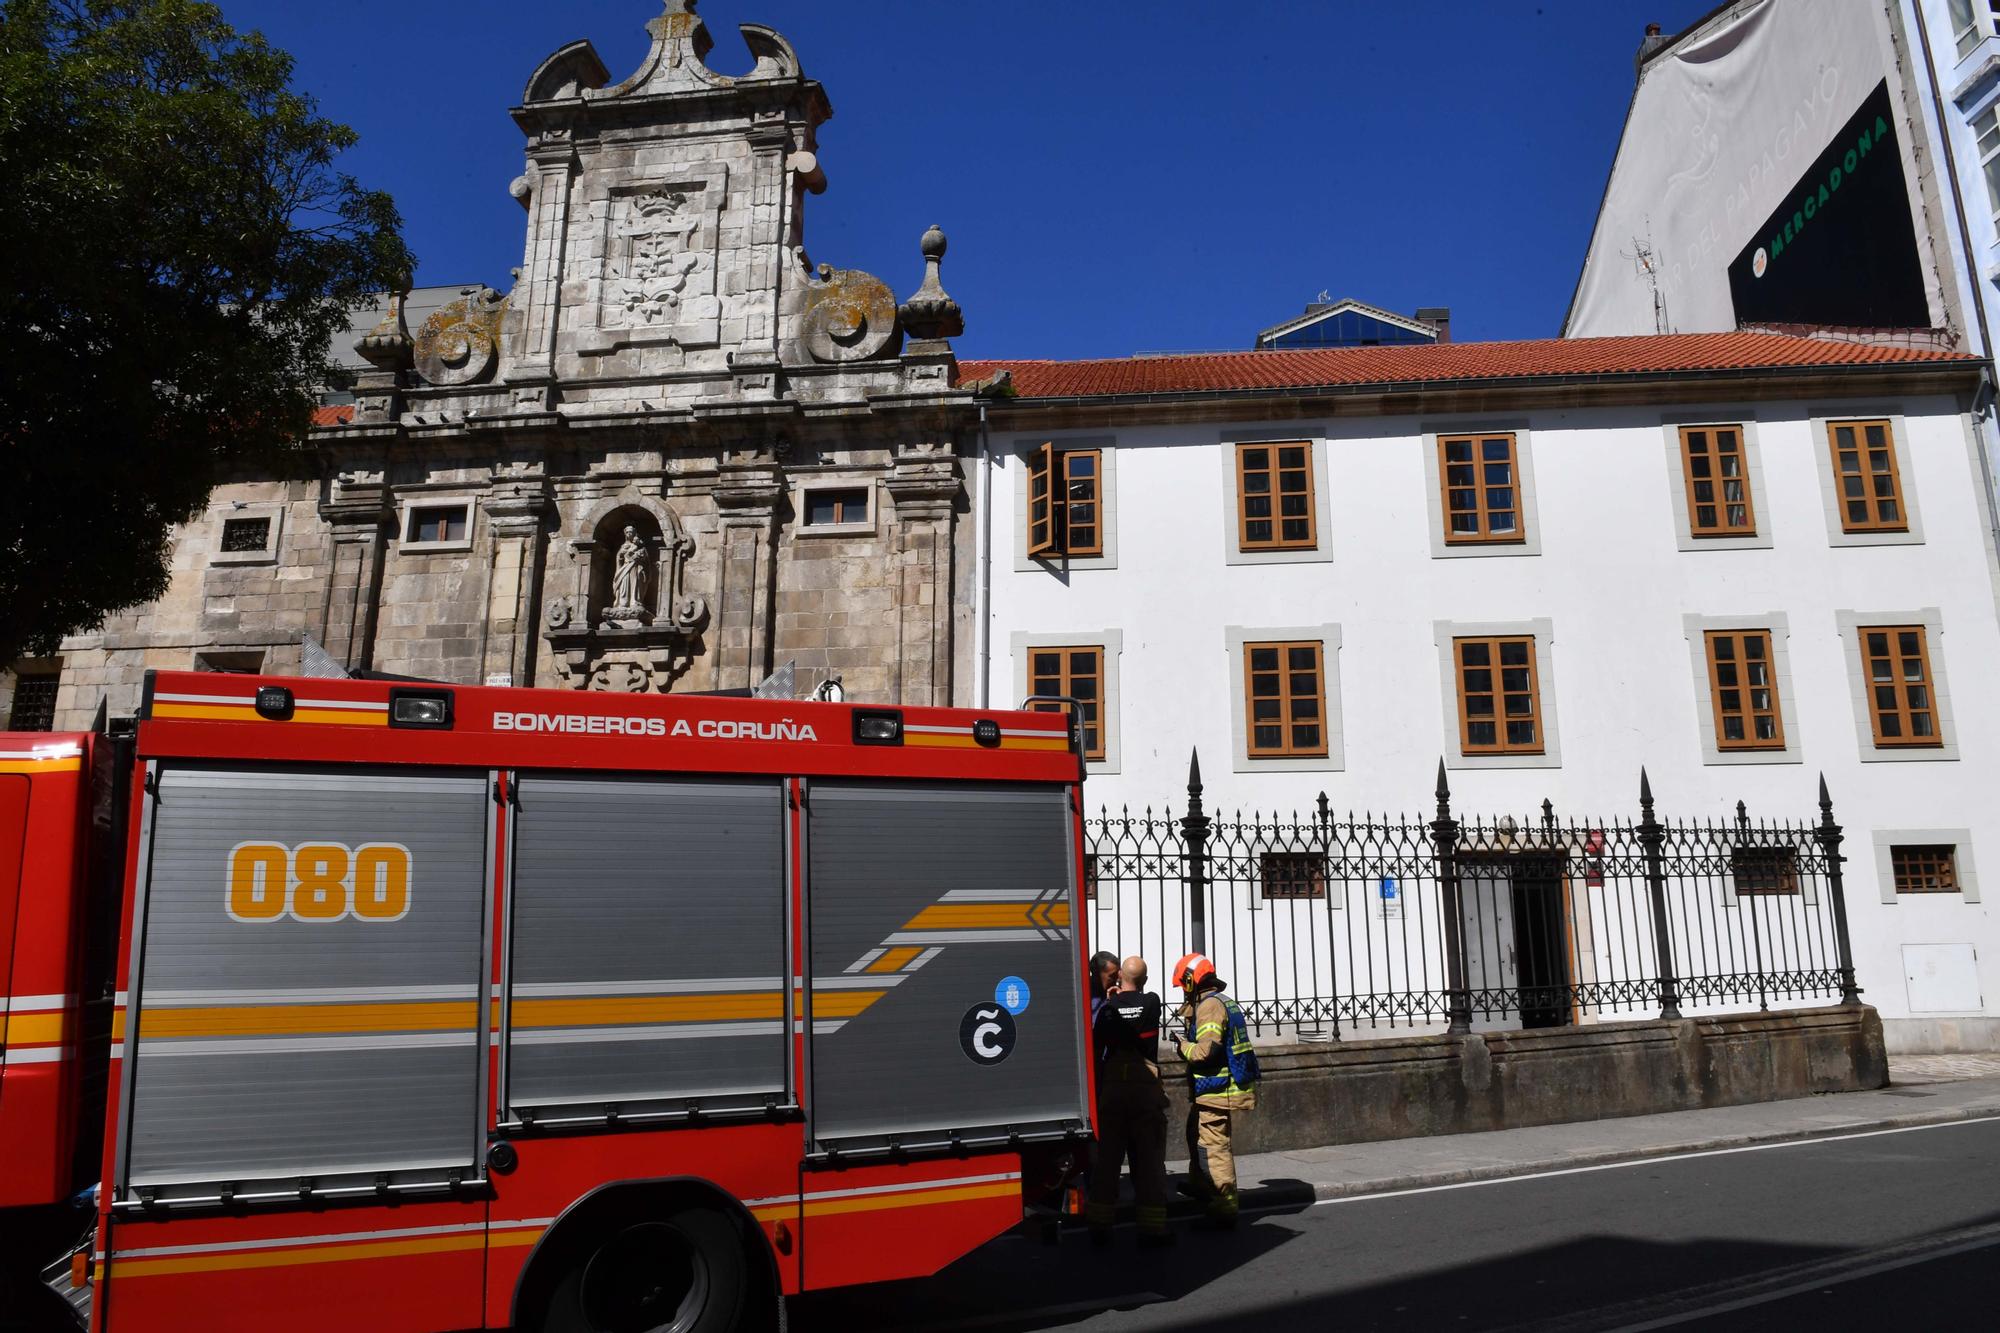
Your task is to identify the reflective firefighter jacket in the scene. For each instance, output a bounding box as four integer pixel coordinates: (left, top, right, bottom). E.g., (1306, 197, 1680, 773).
(1180, 991, 1259, 1110)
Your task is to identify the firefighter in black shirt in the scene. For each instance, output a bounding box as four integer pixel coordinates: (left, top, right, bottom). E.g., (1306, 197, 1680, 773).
(1086, 956, 1174, 1246)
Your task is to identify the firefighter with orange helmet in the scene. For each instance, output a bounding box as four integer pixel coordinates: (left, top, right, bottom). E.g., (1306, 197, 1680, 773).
(1172, 952, 1259, 1227)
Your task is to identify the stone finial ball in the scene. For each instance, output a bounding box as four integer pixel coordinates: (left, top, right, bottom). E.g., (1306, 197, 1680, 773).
(921, 224, 947, 260)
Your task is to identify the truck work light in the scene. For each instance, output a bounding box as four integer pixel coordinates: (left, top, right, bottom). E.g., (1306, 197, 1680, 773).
(852, 709, 902, 745)
(254, 686, 294, 721)
(389, 689, 455, 729)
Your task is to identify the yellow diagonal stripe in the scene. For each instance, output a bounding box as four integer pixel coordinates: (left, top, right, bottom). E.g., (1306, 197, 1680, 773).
(867, 947, 924, 974)
(901, 902, 1071, 930)
(799, 989, 889, 1019)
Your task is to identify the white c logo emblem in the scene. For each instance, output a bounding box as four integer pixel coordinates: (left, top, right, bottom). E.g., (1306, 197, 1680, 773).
(959, 1002, 1017, 1064)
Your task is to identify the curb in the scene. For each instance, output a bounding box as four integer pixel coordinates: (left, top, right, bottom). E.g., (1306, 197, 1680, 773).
(1056, 1095, 2000, 1228)
(1246, 1099, 2000, 1208)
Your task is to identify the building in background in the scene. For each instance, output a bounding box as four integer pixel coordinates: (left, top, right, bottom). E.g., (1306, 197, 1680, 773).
(1565, 1, 1971, 343)
(967, 332, 1999, 1052)
(1255, 298, 1450, 350)
(1910, 1, 2000, 349)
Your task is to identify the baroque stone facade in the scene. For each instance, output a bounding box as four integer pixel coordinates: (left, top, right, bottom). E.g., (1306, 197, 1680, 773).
(18, 2, 976, 725)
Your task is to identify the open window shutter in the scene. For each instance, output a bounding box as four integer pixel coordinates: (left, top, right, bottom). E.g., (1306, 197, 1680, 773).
(1027, 441, 1060, 557)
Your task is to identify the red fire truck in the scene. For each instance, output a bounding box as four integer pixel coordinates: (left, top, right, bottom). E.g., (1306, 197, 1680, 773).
(0, 672, 1093, 1331)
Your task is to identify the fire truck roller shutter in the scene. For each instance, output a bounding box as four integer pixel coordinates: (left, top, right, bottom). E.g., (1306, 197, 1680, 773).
(506, 774, 787, 1112)
(124, 766, 489, 1191)
(806, 782, 1087, 1152)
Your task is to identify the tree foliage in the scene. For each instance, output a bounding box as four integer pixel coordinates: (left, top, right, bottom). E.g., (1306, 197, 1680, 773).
(0, 0, 412, 666)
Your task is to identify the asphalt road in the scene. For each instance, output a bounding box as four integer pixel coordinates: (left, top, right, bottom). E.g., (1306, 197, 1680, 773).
(787, 1116, 2000, 1332)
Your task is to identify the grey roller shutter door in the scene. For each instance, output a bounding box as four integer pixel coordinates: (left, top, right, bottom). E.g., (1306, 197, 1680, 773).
(126, 766, 489, 1190)
(507, 774, 787, 1114)
(807, 782, 1087, 1151)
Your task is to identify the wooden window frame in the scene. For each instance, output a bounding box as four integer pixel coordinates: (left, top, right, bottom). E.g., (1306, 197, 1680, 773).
(1027, 644, 1106, 762)
(1891, 844, 1960, 895)
(1859, 624, 1943, 748)
(1235, 441, 1317, 551)
(800, 485, 871, 529)
(1703, 629, 1785, 752)
(399, 496, 477, 552)
(410, 506, 467, 543)
(1438, 432, 1525, 545)
(1677, 424, 1757, 537)
(1454, 635, 1544, 755)
(1026, 442, 1103, 559)
(1243, 639, 1329, 759)
(1827, 419, 1909, 534)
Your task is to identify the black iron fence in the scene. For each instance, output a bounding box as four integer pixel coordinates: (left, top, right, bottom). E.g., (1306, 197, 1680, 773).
(1084, 754, 1861, 1039)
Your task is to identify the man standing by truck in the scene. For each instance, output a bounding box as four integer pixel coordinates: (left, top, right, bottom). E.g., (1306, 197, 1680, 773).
(1086, 957, 1173, 1248)
(1173, 953, 1259, 1229)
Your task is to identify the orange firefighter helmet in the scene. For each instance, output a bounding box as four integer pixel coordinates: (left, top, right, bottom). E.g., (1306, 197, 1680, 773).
(1173, 953, 1217, 990)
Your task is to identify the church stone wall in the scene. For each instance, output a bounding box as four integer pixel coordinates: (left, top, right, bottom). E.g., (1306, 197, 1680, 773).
(20, 2, 977, 730)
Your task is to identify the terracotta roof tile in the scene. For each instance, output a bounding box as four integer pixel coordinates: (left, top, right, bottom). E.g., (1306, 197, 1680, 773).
(311, 403, 355, 427)
(955, 332, 1978, 400)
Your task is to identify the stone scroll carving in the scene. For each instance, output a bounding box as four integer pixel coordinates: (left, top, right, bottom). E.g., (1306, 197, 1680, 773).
(414, 288, 507, 386)
(801, 264, 900, 363)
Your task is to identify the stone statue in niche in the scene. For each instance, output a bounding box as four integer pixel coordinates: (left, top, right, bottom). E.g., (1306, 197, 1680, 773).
(605, 526, 651, 624)
(613, 187, 701, 325)
(550, 501, 711, 694)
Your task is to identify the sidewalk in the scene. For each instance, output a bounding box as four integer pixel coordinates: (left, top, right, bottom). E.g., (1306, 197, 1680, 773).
(1148, 1059, 2000, 1216)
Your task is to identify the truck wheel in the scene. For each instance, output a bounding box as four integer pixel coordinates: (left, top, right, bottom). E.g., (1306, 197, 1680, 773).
(540, 1206, 749, 1333)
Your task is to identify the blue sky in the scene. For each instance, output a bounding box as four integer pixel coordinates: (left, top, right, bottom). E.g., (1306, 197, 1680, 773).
(223, 1, 1714, 359)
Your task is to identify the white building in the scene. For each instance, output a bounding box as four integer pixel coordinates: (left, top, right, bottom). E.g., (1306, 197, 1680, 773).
(1912, 1, 2000, 348)
(966, 331, 1998, 1053)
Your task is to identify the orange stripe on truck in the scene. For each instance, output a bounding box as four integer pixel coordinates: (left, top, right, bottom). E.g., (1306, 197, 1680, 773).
(0, 1012, 66, 1045)
(0, 758, 82, 775)
(509, 993, 784, 1027)
(109, 1232, 488, 1280)
(151, 703, 387, 727)
(126, 992, 878, 1039)
(903, 732, 1070, 752)
(139, 1001, 478, 1039)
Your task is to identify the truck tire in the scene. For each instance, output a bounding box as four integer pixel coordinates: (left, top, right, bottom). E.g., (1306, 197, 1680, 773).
(538, 1205, 750, 1333)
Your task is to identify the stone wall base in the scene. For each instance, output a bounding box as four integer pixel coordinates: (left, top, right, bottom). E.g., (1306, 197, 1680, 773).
(1159, 1005, 1888, 1156)
(1881, 1015, 2000, 1054)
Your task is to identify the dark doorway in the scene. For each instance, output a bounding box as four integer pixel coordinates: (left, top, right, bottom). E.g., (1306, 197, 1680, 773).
(1511, 854, 1571, 1029)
